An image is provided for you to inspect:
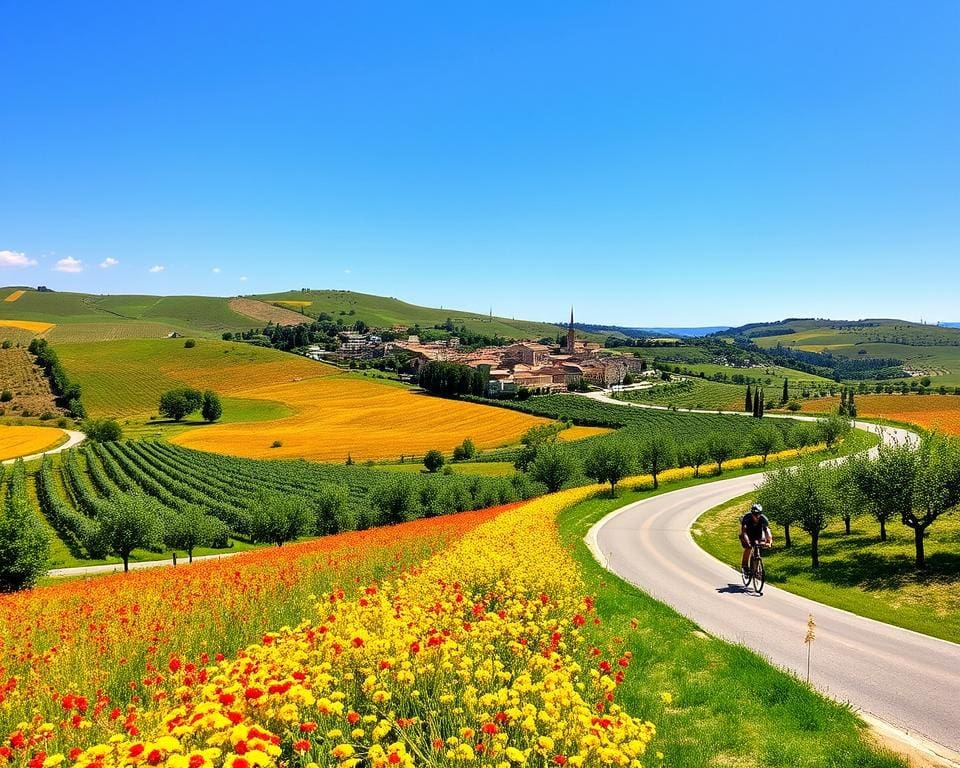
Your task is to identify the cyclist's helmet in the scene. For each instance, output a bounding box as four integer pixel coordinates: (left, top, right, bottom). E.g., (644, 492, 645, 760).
(750, 503, 763, 515)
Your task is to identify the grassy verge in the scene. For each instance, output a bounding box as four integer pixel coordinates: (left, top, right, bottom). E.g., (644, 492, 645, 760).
(694, 493, 960, 644)
(45, 536, 261, 571)
(561, 488, 905, 768)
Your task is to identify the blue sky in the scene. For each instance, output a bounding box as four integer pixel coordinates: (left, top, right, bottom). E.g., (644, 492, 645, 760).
(1, 2, 957, 326)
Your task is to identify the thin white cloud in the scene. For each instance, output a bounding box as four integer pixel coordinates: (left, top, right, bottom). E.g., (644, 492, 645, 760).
(148, 265, 165, 273)
(239, 275, 248, 282)
(343, 268, 352, 274)
(0, 250, 38, 268)
(53, 256, 84, 273)
(100, 257, 119, 269)
(212, 267, 221, 274)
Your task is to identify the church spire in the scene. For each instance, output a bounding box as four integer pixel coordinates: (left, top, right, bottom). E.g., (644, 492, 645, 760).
(566, 306, 576, 352)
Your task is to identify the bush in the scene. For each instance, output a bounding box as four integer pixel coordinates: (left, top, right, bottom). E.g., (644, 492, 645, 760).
(247, 492, 314, 546)
(39, 411, 54, 421)
(158, 387, 202, 421)
(57, 417, 68, 428)
(201, 390, 222, 422)
(184, 339, 197, 348)
(452, 437, 477, 462)
(786, 400, 801, 412)
(423, 449, 445, 473)
(83, 417, 123, 443)
(271, 440, 283, 448)
(0, 391, 12, 403)
(1, 340, 10, 349)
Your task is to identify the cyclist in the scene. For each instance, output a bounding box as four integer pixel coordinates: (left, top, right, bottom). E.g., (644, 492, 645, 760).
(740, 503, 772, 576)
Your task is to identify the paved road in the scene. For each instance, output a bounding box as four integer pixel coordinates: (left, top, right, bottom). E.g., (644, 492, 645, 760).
(2, 428, 86, 465)
(586, 421, 960, 757)
(48, 550, 243, 579)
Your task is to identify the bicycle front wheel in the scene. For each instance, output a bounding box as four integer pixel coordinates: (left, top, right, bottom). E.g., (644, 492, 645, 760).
(752, 557, 765, 594)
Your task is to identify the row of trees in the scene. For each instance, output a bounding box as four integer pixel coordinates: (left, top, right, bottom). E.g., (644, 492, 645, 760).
(417, 361, 490, 397)
(28, 338, 85, 417)
(756, 433, 960, 568)
(158, 388, 223, 422)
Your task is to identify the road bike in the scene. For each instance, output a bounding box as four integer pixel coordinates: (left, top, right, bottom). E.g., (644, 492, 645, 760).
(741, 541, 768, 594)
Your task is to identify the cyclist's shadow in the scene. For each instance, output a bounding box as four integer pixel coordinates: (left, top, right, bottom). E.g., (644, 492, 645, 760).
(716, 583, 756, 595)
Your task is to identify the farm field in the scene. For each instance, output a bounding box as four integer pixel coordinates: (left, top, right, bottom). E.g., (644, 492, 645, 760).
(695, 492, 960, 644)
(0, 346, 62, 419)
(376, 460, 516, 476)
(801, 393, 960, 435)
(228, 297, 308, 325)
(172, 378, 549, 461)
(0, 425, 65, 460)
(4, 289, 25, 302)
(0, 319, 55, 334)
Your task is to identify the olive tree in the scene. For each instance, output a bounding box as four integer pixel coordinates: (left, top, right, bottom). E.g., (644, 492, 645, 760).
(163, 505, 230, 562)
(585, 440, 635, 496)
(94, 494, 164, 572)
(637, 434, 677, 489)
(247, 492, 315, 546)
(749, 425, 783, 465)
(529, 442, 578, 492)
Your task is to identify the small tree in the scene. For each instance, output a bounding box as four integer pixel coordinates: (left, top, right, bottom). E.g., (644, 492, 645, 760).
(749, 425, 783, 465)
(163, 505, 229, 562)
(789, 422, 817, 455)
(314, 483, 352, 534)
(756, 466, 799, 548)
(638, 434, 677, 489)
(158, 387, 203, 421)
(584, 440, 635, 496)
(781, 378, 789, 405)
(452, 438, 476, 462)
(848, 438, 914, 542)
(529, 443, 578, 492)
(247, 492, 314, 546)
(679, 440, 710, 477)
(707, 434, 736, 474)
(95, 494, 164, 572)
(817, 414, 850, 451)
(904, 433, 960, 568)
(0, 480, 49, 591)
(201, 390, 223, 422)
(82, 417, 123, 442)
(369, 476, 421, 524)
(744, 386, 753, 414)
(184, 339, 196, 348)
(423, 449, 445, 473)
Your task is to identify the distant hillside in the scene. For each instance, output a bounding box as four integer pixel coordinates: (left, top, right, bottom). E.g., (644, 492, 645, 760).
(720, 317, 960, 386)
(573, 322, 729, 338)
(253, 289, 595, 341)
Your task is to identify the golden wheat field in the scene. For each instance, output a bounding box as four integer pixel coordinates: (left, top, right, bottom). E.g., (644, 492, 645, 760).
(802, 394, 960, 435)
(0, 319, 55, 334)
(557, 425, 614, 441)
(3, 290, 25, 302)
(172, 376, 550, 461)
(0, 425, 66, 460)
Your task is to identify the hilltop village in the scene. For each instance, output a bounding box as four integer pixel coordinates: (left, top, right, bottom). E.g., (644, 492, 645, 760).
(306, 311, 652, 394)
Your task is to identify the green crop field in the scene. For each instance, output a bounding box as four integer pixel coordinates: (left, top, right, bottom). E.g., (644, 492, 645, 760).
(615, 377, 838, 411)
(21, 441, 539, 569)
(254, 288, 586, 341)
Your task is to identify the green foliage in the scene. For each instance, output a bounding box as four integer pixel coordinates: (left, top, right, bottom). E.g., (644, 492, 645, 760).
(93, 493, 164, 571)
(247, 492, 314, 546)
(163, 504, 230, 561)
(637, 434, 677, 488)
(183, 338, 197, 348)
(0, 391, 11, 403)
(83, 417, 123, 442)
(678, 440, 710, 477)
(0, 462, 49, 591)
(28, 337, 85, 417)
(369, 475, 421, 525)
(788, 422, 818, 453)
(528, 442, 579, 492)
(313, 483, 352, 535)
(201, 390, 223, 422)
(584, 439, 635, 495)
(423, 449, 445, 473)
(417, 361, 488, 397)
(452, 438, 477, 462)
(158, 387, 203, 421)
(817, 414, 851, 450)
(707, 433, 736, 473)
(749, 425, 783, 464)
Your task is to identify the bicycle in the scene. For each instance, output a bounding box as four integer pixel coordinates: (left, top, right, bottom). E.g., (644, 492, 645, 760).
(741, 541, 768, 594)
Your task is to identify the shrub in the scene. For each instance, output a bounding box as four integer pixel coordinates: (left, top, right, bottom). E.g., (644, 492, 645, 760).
(423, 449, 445, 473)
(158, 387, 202, 421)
(201, 390, 223, 422)
(0, 391, 11, 403)
(184, 339, 197, 348)
(83, 417, 123, 443)
(39, 411, 54, 421)
(786, 400, 802, 412)
(271, 440, 283, 448)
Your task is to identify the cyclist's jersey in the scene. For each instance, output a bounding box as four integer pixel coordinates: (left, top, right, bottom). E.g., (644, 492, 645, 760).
(741, 513, 770, 541)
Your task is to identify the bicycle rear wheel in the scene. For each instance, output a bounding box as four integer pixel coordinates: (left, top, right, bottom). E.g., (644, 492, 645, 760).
(752, 557, 765, 594)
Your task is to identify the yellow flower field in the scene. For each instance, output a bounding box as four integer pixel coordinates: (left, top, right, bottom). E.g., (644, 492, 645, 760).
(557, 426, 614, 442)
(10, 487, 656, 768)
(0, 425, 66, 460)
(173, 377, 550, 462)
(3, 290, 25, 303)
(0, 320, 55, 334)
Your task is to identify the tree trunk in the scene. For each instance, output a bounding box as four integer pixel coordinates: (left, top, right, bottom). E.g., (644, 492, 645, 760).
(810, 530, 820, 568)
(844, 515, 851, 535)
(188, 549, 193, 564)
(122, 554, 129, 573)
(652, 472, 659, 489)
(879, 518, 886, 542)
(783, 523, 792, 548)
(914, 526, 925, 568)
(609, 481, 617, 497)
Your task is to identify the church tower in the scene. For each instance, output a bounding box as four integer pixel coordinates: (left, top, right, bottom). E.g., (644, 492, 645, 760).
(566, 306, 576, 352)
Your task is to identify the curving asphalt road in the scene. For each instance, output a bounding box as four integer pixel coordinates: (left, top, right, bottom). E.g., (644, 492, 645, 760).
(2, 428, 86, 465)
(586, 421, 960, 759)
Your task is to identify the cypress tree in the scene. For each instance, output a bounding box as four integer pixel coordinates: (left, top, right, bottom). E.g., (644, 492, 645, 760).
(782, 378, 789, 405)
(757, 388, 765, 417)
(848, 390, 857, 418)
(745, 385, 753, 413)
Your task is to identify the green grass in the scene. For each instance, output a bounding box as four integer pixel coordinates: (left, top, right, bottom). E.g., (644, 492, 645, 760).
(119, 396, 294, 440)
(694, 493, 960, 644)
(45, 537, 261, 571)
(560, 487, 906, 768)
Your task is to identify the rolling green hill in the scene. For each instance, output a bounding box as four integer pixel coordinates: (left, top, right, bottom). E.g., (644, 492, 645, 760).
(731, 318, 960, 386)
(254, 289, 582, 340)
